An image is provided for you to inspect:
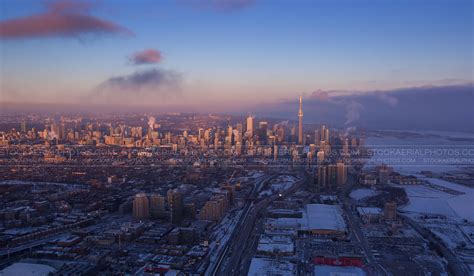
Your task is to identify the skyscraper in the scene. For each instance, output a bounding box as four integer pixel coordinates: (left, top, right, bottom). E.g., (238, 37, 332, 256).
(328, 164, 338, 190)
(246, 114, 254, 137)
(198, 195, 227, 221)
(258, 121, 268, 144)
(320, 125, 327, 143)
(20, 121, 27, 133)
(317, 150, 325, 164)
(60, 123, 66, 140)
(150, 193, 165, 218)
(314, 130, 320, 145)
(167, 189, 183, 223)
(317, 165, 327, 190)
(298, 95, 303, 145)
(198, 128, 204, 141)
(226, 125, 233, 145)
(337, 161, 347, 186)
(236, 123, 243, 135)
(133, 193, 150, 220)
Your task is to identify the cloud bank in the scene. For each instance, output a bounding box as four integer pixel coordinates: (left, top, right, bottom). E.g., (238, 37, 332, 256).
(98, 68, 181, 92)
(94, 68, 182, 105)
(0, 0, 132, 39)
(258, 84, 474, 132)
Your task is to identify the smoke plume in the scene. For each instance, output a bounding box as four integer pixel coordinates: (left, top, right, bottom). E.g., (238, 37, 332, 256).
(148, 116, 156, 130)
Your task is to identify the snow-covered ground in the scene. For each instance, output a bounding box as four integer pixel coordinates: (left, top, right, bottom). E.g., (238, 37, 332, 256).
(236, 171, 264, 183)
(349, 188, 379, 201)
(402, 194, 458, 218)
(423, 177, 474, 223)
(258, 175, 297, 198)
(429, 225, 473, 249)
(0, 180, 88, 190)
(399, 176, 474, 223)
(204, 208, 244, 274)
(400, 181, 474, 270)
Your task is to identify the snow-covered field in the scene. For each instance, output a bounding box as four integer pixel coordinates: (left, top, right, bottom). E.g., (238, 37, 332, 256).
(258, 175, 297, 198)
(399, 177, 474, 223)
(402, 195, 458, 218)
(364, 131, 474, 222)
(349, 188, 379, 201)
(269, 175, 296, 191)
(205, 208, 243, 272)
(429, 225, 473, 249)
(423, 177, 474, 223)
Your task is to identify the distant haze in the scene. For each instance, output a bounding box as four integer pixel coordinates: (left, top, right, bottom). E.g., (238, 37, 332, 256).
(1, 84, 473, 133)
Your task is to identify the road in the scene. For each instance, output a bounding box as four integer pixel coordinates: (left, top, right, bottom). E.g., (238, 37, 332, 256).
(342, 197, 390, 276)
(211, 173, 306, 276)
(400, 214, 470, 276)
(341, 175, 390, 276)
(0, 233, 68, 258)
(239, 216, 264, 275)
(206, 175, 273, 276)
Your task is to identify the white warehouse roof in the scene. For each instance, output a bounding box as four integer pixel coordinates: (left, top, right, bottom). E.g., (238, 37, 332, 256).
(303, 204, 346, 232)
(0, 262, 57, 276)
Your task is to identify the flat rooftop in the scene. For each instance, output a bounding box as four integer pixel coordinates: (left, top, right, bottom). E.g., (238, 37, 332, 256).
(357, 207, 383, 216)
(0, 262, 57, 276)
(304, 204, 346, 232)
(265, 204, 347, 233)
(257, 235, 294, 254)
(248, 257, 296, 276)
(313, 265, 366, 276)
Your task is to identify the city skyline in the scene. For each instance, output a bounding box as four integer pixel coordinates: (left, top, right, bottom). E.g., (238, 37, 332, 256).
(0, 2, 474, 275)
(0, 106, 473, 275)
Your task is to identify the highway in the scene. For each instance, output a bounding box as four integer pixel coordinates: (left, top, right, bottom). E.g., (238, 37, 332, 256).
(206, 175, 273, 276)
(0, 233, 68, 258)
(210, 173, 306, 276)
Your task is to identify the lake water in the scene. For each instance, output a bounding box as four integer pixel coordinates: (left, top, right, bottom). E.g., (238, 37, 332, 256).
(364, 130, 474, 174)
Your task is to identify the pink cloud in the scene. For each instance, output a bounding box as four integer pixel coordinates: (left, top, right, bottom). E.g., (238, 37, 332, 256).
(0, 0, 133, 39)
(46, 0, 92, 13)
(309, 90, 330, 101)
(130, 49, 162, 65)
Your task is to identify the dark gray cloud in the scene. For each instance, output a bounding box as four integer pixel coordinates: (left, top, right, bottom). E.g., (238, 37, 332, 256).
(256, 84, 474, 132)
(98, 68, 181, 92)
(94, 68, 183, 105)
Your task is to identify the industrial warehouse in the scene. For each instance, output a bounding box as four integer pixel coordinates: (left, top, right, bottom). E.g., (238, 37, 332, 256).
(265, 204, 347, 237)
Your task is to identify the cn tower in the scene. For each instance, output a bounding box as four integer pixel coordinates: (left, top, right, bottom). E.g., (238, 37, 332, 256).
(298, 95, 303, 145)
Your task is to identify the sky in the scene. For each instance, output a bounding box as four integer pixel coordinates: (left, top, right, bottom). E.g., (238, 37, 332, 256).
(0, 0, 473, 114)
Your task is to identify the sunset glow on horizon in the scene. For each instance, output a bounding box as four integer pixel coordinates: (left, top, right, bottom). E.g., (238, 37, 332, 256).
(1, 0, 472, 112)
